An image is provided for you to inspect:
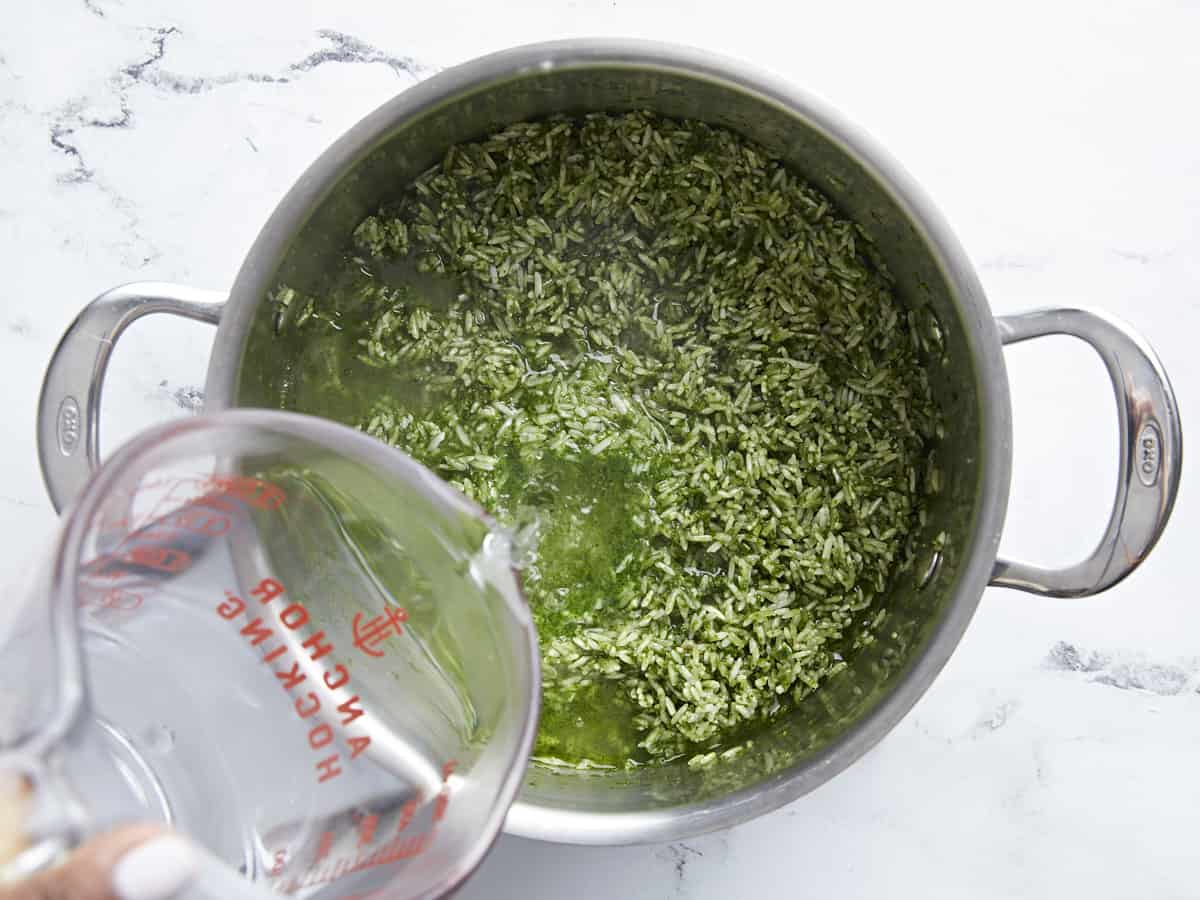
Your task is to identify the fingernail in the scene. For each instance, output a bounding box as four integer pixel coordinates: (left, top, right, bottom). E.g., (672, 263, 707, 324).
(112, 835, 198, 900)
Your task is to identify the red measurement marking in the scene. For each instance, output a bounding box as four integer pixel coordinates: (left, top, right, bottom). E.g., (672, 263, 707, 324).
(123, 545, 191, 573)
(271, 763, 456, 892)
(82, 475, 288, 619)
(206, 476, 285, 511)
(315, 831, 334, 862)
(394, 796, 420, 834)
(80, 555, 125, 582)
(98, 515, 131, 534)
(277, 832, 434, 893)
(432, 760, 457, 823)
(131, 509, 230, 547)
(172, 506, 231, 536)
(130, 527, 184, 545)
(357, 814, 379, 847)
(125, 479, 196, 539)
(81, 587, 144, 612)
(351, 607, 408, 659)
(432, 795, 448, 823)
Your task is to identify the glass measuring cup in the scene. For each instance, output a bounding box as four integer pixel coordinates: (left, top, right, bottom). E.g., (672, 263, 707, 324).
(1, 409, 540, 898)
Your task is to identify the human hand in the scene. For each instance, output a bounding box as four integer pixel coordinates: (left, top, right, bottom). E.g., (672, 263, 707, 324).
(0, 825, 266, 900)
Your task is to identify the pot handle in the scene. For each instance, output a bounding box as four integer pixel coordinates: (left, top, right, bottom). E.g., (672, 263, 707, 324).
(37, 282, 227, 513)
(990, 307, 1182, 597)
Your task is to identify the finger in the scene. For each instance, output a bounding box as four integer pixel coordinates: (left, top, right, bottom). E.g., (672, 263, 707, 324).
(1, 824, 163, 900)
(3, 829, 267, 900)
(112, 836, 267, 900)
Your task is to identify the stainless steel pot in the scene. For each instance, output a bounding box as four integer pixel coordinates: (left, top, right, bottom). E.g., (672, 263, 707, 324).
(38, 40, 1182, 845)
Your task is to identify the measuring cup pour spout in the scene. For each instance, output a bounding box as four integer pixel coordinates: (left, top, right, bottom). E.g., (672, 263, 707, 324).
(2, 411, 541, 899)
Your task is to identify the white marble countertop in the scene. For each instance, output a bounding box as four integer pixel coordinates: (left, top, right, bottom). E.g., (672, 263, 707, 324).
(3, 1, 1198, 897)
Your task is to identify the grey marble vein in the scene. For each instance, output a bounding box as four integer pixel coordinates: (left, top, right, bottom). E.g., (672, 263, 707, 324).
(656, 843, 702, 894)
(1110, 248, 1154, 264)
(978, 253, 1051, 272)
(292, 29, 426, 80)
(115, 26, 428, 96)
(0, 496, 41, 510)
(49, 123, 95, 184)
(45, 24, 432, 184)
(122, 25, 178, 82)
(1047, 640, 1199, 695)
(158, 381, 205, 413)
(39, 21, 434, 269)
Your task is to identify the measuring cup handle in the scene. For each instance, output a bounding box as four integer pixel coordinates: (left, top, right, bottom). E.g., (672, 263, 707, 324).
(37, 283, 226, 512)
(990, 307, 1182, 597)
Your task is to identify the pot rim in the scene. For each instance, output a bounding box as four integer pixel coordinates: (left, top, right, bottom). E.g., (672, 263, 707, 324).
(206, 38, 1013, 845)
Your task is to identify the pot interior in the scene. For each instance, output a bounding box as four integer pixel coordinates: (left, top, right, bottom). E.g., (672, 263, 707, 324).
(232, 54, 990, 835)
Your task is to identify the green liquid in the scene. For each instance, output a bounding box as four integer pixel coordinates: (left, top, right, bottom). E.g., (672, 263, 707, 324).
(255, 262, 654, 765)
(490, 449, 657, 765)
(248, 112, 941, 768)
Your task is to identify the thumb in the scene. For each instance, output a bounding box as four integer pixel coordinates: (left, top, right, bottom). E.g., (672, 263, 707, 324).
(1, 824, 163, 900)
(1, 827, 267, 900)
